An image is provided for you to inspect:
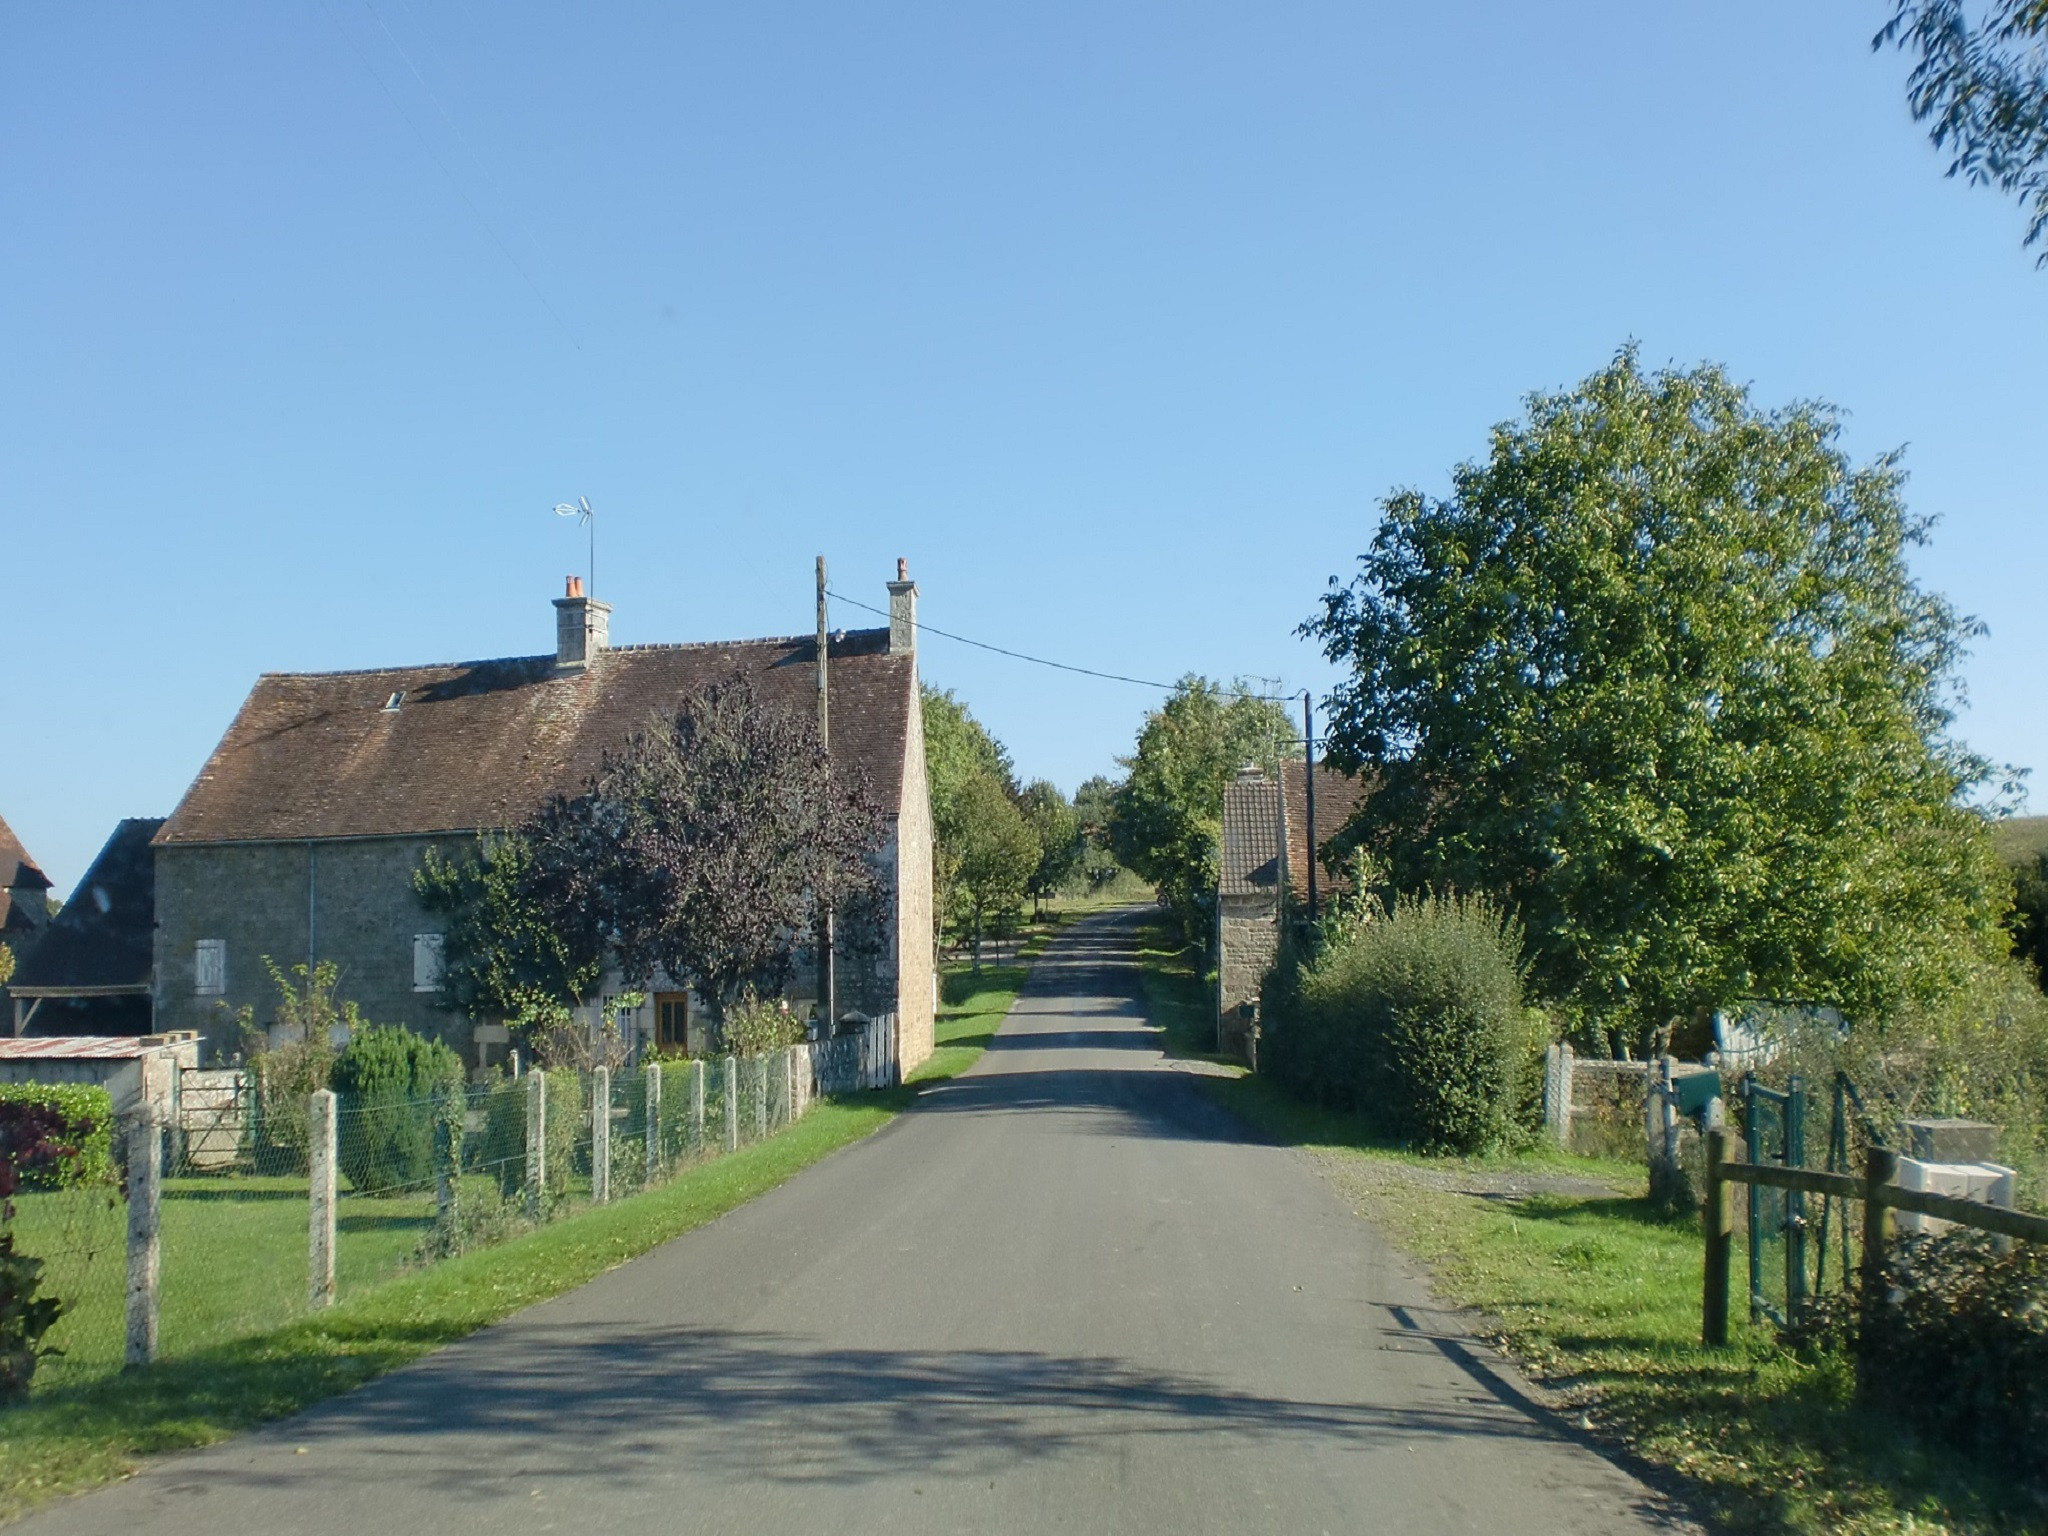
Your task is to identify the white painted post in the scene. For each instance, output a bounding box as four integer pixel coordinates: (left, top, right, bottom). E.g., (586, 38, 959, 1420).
(591, 1067, 611, 1205)
(723, 1055, 739, 1151)
(645, 1063, 662, 1183)
(123, 1106, 161, 1366)
(308, 1089, 337, 1310)
(525, 1070, 547, 1220)
(688, 1059, 706, 1155)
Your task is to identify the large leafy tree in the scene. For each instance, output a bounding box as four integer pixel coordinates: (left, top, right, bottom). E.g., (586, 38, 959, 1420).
(416, 832, 604, 1020)
(1111, 678, 1298, 942)
(1305, 349, 2011, 1051)
(526, 675, 887, 1020)
(1018, 779, 1083, 915)
(923, 685, 1019, 943)
(949, 773, 1039, 965)
(1879, 0, 2048, 262)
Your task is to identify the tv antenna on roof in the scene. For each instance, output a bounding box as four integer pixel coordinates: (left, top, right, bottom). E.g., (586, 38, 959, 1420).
(553, 496, 594, 596)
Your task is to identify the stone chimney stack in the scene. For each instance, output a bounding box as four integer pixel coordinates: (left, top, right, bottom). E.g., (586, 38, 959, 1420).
(553, 575, 611, 667)
(886, 558, 917, 657)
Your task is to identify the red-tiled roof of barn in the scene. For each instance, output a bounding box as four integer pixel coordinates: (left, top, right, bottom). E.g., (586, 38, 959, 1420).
(1280, 760, 1372, 901)
(156, 630, 912, 846)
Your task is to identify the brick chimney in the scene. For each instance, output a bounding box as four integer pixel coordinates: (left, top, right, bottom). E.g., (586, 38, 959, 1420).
(887, 558, 917, 657)
(553, 575, 611, 667)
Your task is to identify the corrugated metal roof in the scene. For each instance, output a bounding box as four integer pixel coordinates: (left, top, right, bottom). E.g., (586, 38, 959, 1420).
(0, 1036, 173, 1061)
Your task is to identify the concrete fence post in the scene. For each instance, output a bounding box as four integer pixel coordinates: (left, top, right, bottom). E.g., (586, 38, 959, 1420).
(723, 1055, 739, 1152)
(525, 1070, 547, 1221)
(123, 1106, 161, 1366)
(645, 1062, 662, 1183)
(754, 1056, 768, 1141)
(689, 1059, 706, 1155)
(784, 1047, 797, 1125)
(308, 1089, 337, 1310)
(433, 1081, 458, 1245)
(591, 1066, 611, 1205)
(1543, 1043, 1574, 1148)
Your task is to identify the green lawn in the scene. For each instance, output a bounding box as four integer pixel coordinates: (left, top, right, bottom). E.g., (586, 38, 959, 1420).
(0, 941, 1044, 1520)
(1130, 928, 2041, 1534)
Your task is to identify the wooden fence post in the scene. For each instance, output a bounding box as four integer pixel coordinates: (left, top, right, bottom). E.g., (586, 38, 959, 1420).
(723, 1055, 738, 1152)
(525, 1070, 547, 1221)
(689, 1059, 705, 1155)
(124, 1106, 161, 1365)
(1702, 1127, 1730, 1347)
(1860, 1144, 1897, 1346)
(308, 1089, 336, 1310)
(645, 1062, 662, 1184)
(591, 1066, 610, 1205)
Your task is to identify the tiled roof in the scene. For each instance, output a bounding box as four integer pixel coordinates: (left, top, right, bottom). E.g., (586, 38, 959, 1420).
(11, 818, 163, 994)
(1280, 760, 1372, 900)
(1219, 768, 1284, 897)
(158, 630, 913, 846)
(0, 812, 51, 937)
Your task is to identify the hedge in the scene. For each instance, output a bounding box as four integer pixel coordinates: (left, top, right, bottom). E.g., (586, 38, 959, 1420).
(0, 1085, 115, 1189)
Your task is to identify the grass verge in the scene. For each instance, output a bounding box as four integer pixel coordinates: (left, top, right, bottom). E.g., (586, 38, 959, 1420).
(1130, 922, 2040, 1535)
(0, 934, 1060, 1521)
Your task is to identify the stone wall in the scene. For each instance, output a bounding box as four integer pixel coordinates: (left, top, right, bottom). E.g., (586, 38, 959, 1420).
(1216, 892, 1280, 1057)
(153, 835, 470, 1057)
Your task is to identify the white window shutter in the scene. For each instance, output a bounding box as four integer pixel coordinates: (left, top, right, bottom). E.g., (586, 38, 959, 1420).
(413, 933, 445, 992)
(194, 939, 226, 996)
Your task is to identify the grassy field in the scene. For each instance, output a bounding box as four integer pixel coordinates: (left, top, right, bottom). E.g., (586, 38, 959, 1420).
(1130, 916, 2040, 1535)
(0, 949, 1036, 1521)
(1993, 815, 2048, 865)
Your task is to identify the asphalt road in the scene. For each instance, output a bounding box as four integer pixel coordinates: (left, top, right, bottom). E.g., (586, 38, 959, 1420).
(22, 909, 1690, 1535)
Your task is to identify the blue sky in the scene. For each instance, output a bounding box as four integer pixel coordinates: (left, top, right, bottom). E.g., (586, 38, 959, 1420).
(3, 1, 2044, 895)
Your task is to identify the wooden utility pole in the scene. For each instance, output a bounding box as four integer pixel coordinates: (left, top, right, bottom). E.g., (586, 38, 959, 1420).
(1302, 693, 1319, 923)
(816, 556, 837, 1033)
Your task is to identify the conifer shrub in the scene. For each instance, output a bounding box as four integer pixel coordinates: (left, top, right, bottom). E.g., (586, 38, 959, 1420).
(329, 1025, 463, 1194)
(1267, 892, 1539, 1153)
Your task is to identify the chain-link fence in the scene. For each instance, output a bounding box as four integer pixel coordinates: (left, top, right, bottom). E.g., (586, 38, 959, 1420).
(8, 1029, 873, 1399)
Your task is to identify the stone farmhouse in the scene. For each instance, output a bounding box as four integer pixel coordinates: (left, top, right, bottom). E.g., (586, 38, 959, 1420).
(151, 571, 935, 1074)
(1215, 759, 1368, 1057)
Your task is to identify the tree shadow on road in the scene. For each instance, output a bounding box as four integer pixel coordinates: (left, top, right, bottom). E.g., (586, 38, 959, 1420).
(216, 1322, 1575, 1498)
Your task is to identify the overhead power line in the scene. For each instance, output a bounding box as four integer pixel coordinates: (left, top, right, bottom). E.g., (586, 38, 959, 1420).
(824, 588, 1307, 705)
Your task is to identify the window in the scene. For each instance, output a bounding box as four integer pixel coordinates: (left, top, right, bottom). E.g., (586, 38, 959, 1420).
(194, 939, 226, 997)
(413, 933, 446, 993)
(656, 992, 690, 1052)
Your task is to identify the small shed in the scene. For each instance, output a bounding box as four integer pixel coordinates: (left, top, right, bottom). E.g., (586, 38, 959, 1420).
(0, 1033, 197, 1125)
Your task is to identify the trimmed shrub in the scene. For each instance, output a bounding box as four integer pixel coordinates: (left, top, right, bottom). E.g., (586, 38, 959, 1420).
(1268, 893, 1538, 1153)
(0, 1085, 114, 1188)
(329, 1026, 463, 1194)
